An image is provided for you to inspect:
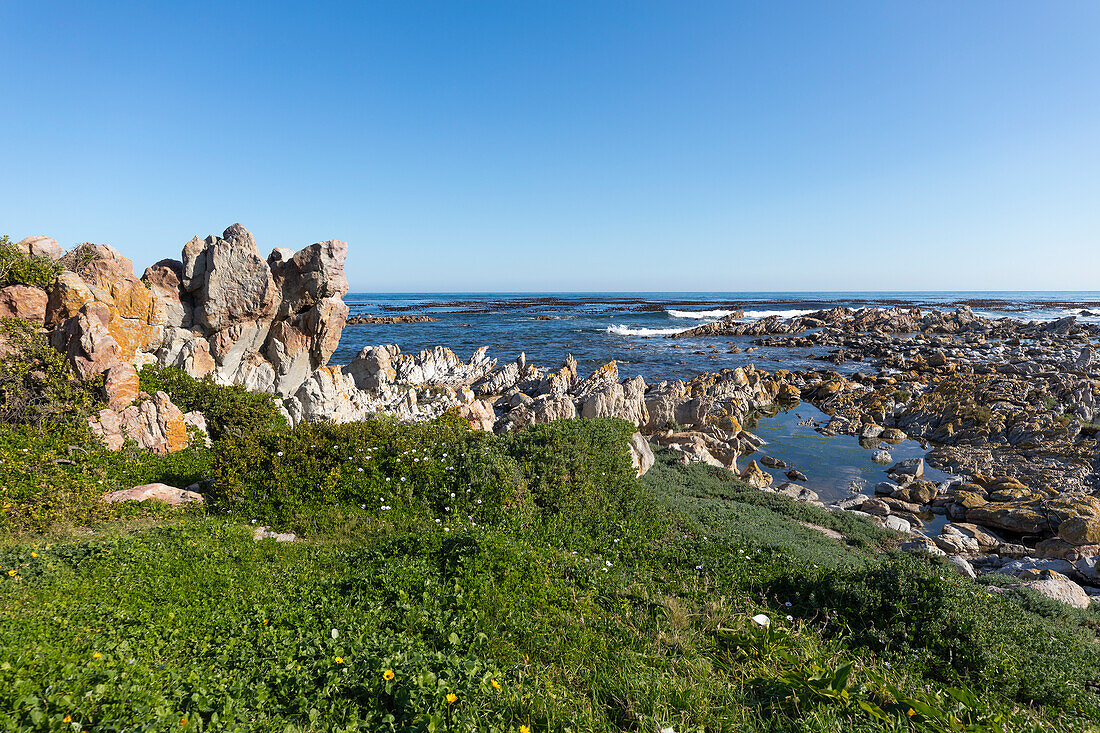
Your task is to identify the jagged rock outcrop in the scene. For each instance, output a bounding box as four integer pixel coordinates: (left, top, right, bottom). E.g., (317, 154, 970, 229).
(88, 390, 204, 454)
(142, 224, 350, 397)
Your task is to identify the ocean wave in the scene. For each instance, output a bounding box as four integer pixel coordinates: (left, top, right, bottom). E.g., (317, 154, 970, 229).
(666, 308, 739, 319)
(606, 325, 693, 337)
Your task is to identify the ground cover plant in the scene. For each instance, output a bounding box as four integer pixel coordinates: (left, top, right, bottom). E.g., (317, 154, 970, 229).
(1, 337, 1099, 731)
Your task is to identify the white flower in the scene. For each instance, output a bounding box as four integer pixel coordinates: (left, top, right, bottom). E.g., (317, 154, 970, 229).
(786, 615, 793, 621)
(277, 451, 283, 457)
(695, 565, 703, 570)
(751, 614, 771, 627)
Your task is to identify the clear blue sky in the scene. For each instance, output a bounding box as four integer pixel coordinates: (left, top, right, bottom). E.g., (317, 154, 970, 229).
(2, 1, 1098, 291)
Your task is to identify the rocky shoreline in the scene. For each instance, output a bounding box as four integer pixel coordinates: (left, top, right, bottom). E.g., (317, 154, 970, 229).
(2, 225, 1097, 607)
(347, 315, 438, 324)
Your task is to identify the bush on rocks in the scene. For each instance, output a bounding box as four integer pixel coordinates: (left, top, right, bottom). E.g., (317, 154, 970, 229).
(138, 365, 286, 441)
(0, 235, 61, 290)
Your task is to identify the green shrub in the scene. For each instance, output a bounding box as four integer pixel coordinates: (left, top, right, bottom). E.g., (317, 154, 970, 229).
(499, 418, 665, 545)
(138, 365, 286, 441)
(208, 413, 524, 533)
(0, 236, 61, 290)
(768, 552, 1100, 713)
(0, 318, 101, 428)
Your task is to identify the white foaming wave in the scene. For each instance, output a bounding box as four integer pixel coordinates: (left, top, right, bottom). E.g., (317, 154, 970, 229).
(741, 308, 816, 319)
(606, 324, 693, 337)
(666, 308, 739, 319)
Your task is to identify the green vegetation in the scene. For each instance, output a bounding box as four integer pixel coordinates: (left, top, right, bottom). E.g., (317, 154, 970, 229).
(0, 235, 62, 289)
(138, 365, 287, 441)
(0, 322, 210, 531)
(2, 333, 1099, 730)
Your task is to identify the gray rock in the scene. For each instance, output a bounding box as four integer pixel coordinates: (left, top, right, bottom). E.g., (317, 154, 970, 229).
(628, 433, 655, 477)
(946, 555, 977, 579)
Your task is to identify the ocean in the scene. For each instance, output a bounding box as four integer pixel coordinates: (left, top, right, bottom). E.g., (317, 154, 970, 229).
(334, 291, 1100, 383)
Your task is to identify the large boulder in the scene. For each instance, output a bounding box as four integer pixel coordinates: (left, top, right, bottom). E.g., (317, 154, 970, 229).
(182, 224, 278, 331)
(1058, 515, 1100, 546)
(0, 285, 48, 324)
(152, 224, 351, 398)
(103, 482, 203, 506)
(1016, 570, 1092, 610)
(15, 235, 62, 260)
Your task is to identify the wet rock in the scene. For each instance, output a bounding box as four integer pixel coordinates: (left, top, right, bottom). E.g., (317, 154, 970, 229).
(759, 455, 788, 469)
(861, 498, 890, 517)
(888, 457, 924, 480)
(775, 483, 819, 503)
(871, 449, 892, 464)
(892, 481, 939, 505)
(785, 468, 808, 482)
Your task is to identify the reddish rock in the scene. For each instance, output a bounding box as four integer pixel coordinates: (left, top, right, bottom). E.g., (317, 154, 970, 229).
(50, 303, 123, 379)
(454, 399, 496, 432)
(103, 362, 140, 409)
(0, 285, 48, 324)
(88, 391, 191, 454)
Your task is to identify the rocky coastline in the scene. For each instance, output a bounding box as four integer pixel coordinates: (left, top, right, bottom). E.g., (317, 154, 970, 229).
(2, 225, 1097, 608)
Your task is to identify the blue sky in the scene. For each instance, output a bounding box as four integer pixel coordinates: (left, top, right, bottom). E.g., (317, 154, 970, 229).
(2, 1, 1098, 291)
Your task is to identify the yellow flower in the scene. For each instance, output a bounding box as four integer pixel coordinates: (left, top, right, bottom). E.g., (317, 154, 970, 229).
(263, 619, 268, 625)
(383, 669, 395, 681)
(446, 693, 458, 704)
(63, 716, 71, 723)
(335, 656, 344, 664)
(31, 552, 37, 558)
(491, 679, 501, 690)
(907, 708, 915, 717)
(520, 726, 531, 733)
(180, 718, 188, 726)
(92, 652, 102, 659)
(6, 570, 14, 576)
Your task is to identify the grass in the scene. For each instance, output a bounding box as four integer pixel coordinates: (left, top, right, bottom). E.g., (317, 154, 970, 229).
(1, 439, 1099, 731)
